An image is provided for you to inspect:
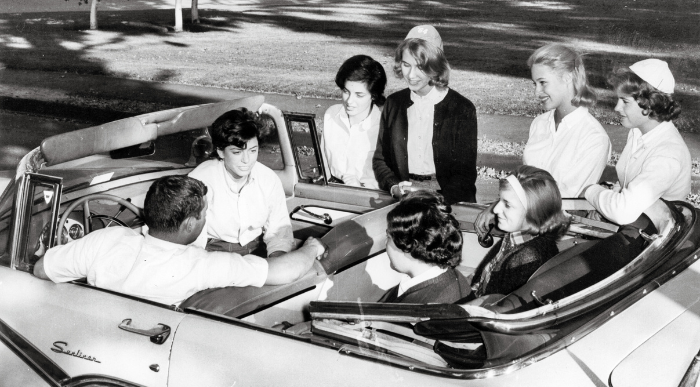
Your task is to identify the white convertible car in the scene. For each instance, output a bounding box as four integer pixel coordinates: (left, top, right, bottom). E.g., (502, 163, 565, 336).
(0, 96, 699, 387)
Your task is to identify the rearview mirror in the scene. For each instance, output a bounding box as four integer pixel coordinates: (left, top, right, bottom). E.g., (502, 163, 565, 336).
(110, 141, 156, 159)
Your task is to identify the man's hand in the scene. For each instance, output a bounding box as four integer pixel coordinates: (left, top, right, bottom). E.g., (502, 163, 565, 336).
(474, 202, 497, 239)
(264, 237, 327, 285)
(301, 237, 327, 260)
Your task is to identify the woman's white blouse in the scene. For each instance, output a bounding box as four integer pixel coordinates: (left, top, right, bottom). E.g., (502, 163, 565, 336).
(523, 107, 611, 198)
(321, 104, 380, 189)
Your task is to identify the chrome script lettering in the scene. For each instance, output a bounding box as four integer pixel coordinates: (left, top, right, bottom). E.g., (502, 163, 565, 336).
(51, 341, 101, 363)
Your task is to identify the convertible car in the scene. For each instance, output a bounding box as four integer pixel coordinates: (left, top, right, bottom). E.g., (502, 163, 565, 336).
(1, 96, 699, 387)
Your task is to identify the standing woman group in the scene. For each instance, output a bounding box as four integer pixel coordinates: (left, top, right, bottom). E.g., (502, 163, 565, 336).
(322, 25, 478, 205)
(321, 24, 691, 240)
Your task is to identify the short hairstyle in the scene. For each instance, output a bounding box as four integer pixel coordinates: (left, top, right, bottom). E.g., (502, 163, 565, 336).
(335, 55, 388, 107)
(527, 44, 596, 108)
(210, 108, 262, 159)
(386, 191, 463, 268)
(393, 39, 450, 89)
(607, 68, 681, 122)
(143, 175, 208, 233)
(499, 165, 570, 238)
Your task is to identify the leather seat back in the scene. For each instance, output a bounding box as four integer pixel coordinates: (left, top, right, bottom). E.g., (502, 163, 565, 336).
(490, 233, 637, 313)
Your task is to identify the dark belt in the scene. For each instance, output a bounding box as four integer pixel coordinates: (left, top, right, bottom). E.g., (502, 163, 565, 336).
(206, 235, 265, 256)
(409, 173, 433, 181)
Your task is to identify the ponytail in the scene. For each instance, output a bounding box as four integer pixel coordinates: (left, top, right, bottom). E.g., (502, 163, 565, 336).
(528, 44, 596, 108)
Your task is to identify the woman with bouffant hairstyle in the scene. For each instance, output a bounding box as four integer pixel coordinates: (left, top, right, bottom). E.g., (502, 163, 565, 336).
(378, 191, 471, 304)
(321, 55, 387, 189)
(470, 166, 570, 299)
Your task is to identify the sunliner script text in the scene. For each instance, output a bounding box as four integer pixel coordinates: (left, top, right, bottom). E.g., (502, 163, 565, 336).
(51, 341, 101, 363)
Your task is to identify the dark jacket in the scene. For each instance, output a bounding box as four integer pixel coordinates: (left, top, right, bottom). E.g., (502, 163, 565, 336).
(378, 268, 472, 304)
(472, 235, 559, 297)
(372, 88, 478, 204)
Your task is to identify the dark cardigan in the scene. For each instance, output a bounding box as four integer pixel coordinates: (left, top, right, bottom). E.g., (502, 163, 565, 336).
(472, 235, 559, 297)
(372, 88, 478, 204)
(378, 268, 472, 304)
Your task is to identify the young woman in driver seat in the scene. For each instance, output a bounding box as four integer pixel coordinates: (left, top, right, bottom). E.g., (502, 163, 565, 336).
(469, 166, 570, 301)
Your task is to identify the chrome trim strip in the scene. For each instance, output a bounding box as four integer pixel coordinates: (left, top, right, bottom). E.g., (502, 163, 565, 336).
(0, 317, 69, 386)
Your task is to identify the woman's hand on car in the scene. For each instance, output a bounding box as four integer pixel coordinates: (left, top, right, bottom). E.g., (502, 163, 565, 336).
(390, 181, 420, 198)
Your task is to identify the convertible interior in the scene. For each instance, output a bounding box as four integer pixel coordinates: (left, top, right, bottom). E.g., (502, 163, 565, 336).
(0, 98, 695, 376)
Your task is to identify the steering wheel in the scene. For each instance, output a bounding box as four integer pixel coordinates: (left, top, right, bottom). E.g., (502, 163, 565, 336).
(57, 193, 143, 246)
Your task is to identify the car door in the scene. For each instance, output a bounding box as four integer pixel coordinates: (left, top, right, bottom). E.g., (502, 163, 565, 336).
(0, 172, 185, 387)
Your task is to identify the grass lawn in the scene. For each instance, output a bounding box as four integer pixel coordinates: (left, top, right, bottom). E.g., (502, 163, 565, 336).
(1, 0, 699, 132)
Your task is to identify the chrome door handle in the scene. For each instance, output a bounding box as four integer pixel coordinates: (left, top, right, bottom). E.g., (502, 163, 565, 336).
(298, 205, 332, 225)
(118, 319, 171, 345)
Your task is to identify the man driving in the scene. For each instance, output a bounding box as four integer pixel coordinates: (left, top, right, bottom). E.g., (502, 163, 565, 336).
(32, 175, 325, 306)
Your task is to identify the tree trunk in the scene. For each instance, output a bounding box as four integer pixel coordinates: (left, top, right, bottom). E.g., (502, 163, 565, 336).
(90, 0, 98, 30)
(174, 0, 183, 32)
(192, 0, 200, 24)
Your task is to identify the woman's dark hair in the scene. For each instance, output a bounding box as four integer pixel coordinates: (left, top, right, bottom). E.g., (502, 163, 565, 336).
(393, 39, 450, 88)
(386, 191, 463, 268)
(499, 165, 570, 238)
(608, 68, 681, 122)
(210, 108, 263, 158)
(144, 175, 208, 233)
(335, 55, 388, 107)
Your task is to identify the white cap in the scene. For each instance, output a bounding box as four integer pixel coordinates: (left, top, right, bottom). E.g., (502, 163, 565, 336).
(629, 59, 675, 94)
(405, 25, 443, 50)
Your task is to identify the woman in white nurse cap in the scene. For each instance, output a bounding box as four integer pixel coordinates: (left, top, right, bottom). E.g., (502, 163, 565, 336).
(582, 58, 691, 229)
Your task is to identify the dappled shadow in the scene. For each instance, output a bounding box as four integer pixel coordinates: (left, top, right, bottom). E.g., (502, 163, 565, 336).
(0, 0, 698, 133)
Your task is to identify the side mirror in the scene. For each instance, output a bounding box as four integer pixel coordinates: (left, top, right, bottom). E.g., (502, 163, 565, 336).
(186, 135, 214, 167)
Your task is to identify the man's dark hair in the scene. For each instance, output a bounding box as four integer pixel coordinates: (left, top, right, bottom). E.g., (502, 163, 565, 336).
(143, 175, 208, 233)
(387, 191, 463, 268)
(210, 108, 263, 157)
(335, 55, 388, 107)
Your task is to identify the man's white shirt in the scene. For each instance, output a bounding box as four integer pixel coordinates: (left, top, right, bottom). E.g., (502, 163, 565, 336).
(43, 227, 268, 306)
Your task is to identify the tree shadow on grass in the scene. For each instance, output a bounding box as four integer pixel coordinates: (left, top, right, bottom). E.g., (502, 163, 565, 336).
(0, 1, 698, 131)
(208, 0, 699, 129)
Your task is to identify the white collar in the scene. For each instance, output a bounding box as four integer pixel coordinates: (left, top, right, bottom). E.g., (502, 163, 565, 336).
(396, 265, 447, 297)
(630, 121, 675, 151)
(219, 160, 257, 193)
(410, 86, 447, 104)
(547, 106, 587, 133)
(335, 104, 378, 132)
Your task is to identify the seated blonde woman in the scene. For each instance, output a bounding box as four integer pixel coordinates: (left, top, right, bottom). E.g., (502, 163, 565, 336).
(468, 165, 570, 302)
